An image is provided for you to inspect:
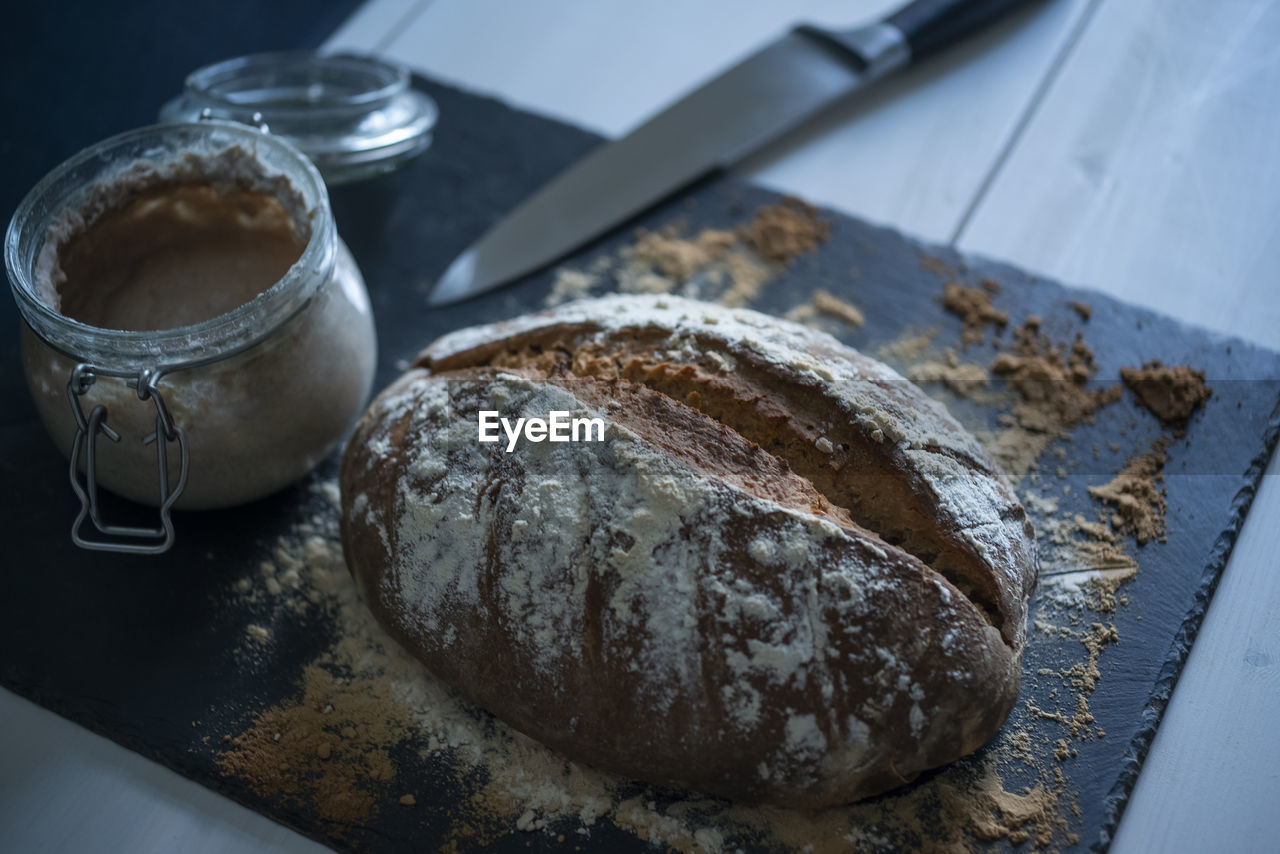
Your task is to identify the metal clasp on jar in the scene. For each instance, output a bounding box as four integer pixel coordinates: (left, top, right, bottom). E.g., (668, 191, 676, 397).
(66, 363, 189, 554)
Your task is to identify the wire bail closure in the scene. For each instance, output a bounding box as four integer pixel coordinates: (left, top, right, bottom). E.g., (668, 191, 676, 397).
(66, 363, 189, 554)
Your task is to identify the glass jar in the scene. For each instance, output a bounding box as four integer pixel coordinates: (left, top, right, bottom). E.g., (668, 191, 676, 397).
(5, 119, 377, 553)
(159, 51, 438, 185)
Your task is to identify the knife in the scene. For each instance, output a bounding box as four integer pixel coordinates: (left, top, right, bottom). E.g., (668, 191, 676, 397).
(429, 0, 1041, 305)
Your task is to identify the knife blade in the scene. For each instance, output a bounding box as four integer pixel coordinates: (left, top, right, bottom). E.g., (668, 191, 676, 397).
(430, 0, 1040, 305)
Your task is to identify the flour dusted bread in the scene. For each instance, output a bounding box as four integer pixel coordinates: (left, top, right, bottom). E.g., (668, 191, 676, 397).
(340, 295, 1036, 807)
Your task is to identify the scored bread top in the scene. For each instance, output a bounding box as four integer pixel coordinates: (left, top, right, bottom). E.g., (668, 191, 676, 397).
(420, 294, 1036, 649)
(341, 295, 1039, 806)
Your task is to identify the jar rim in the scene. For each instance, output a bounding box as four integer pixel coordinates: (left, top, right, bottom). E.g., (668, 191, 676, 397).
(159, 51, 438, 185)
(5, 120, 337, 375)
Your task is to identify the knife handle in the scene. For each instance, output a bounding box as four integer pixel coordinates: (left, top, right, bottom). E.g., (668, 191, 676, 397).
(886, 0, 1041, 63)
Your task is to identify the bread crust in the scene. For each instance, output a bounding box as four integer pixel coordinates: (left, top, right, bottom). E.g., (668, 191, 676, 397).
(340, 295, 1036, 806)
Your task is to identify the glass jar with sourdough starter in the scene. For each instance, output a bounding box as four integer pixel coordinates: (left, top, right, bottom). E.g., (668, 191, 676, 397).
(5, 120, 377, 553)
(6, 52, 437, 554)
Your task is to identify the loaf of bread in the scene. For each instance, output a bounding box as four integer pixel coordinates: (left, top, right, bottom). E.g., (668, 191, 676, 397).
(339, 294, 1036, 807)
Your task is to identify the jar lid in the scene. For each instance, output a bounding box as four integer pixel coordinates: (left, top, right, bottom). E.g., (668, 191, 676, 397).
(159, 51, 437, 185)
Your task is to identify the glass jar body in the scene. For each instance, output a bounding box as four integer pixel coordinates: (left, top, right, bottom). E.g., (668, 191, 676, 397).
(6, 121, 377, 516)
(19, 238, 375, 509)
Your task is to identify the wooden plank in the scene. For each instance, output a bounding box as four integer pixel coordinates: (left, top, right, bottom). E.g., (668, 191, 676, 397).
(323, 0, 436, 55)
(1111, 458, 1280, 853)
(377, 0, 1093, 243)
(958, 0, 1280, 349)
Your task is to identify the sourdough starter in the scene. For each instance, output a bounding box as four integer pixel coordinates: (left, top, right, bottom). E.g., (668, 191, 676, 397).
(20, 153, 377, 510)
(55, 183, 305, 331)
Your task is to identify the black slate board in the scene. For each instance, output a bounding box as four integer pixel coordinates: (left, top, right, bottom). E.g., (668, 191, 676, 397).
(3, 73, 1279, 853)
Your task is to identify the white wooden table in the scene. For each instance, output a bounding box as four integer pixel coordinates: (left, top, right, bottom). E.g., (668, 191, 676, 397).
(3, 1, 1277, 851)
